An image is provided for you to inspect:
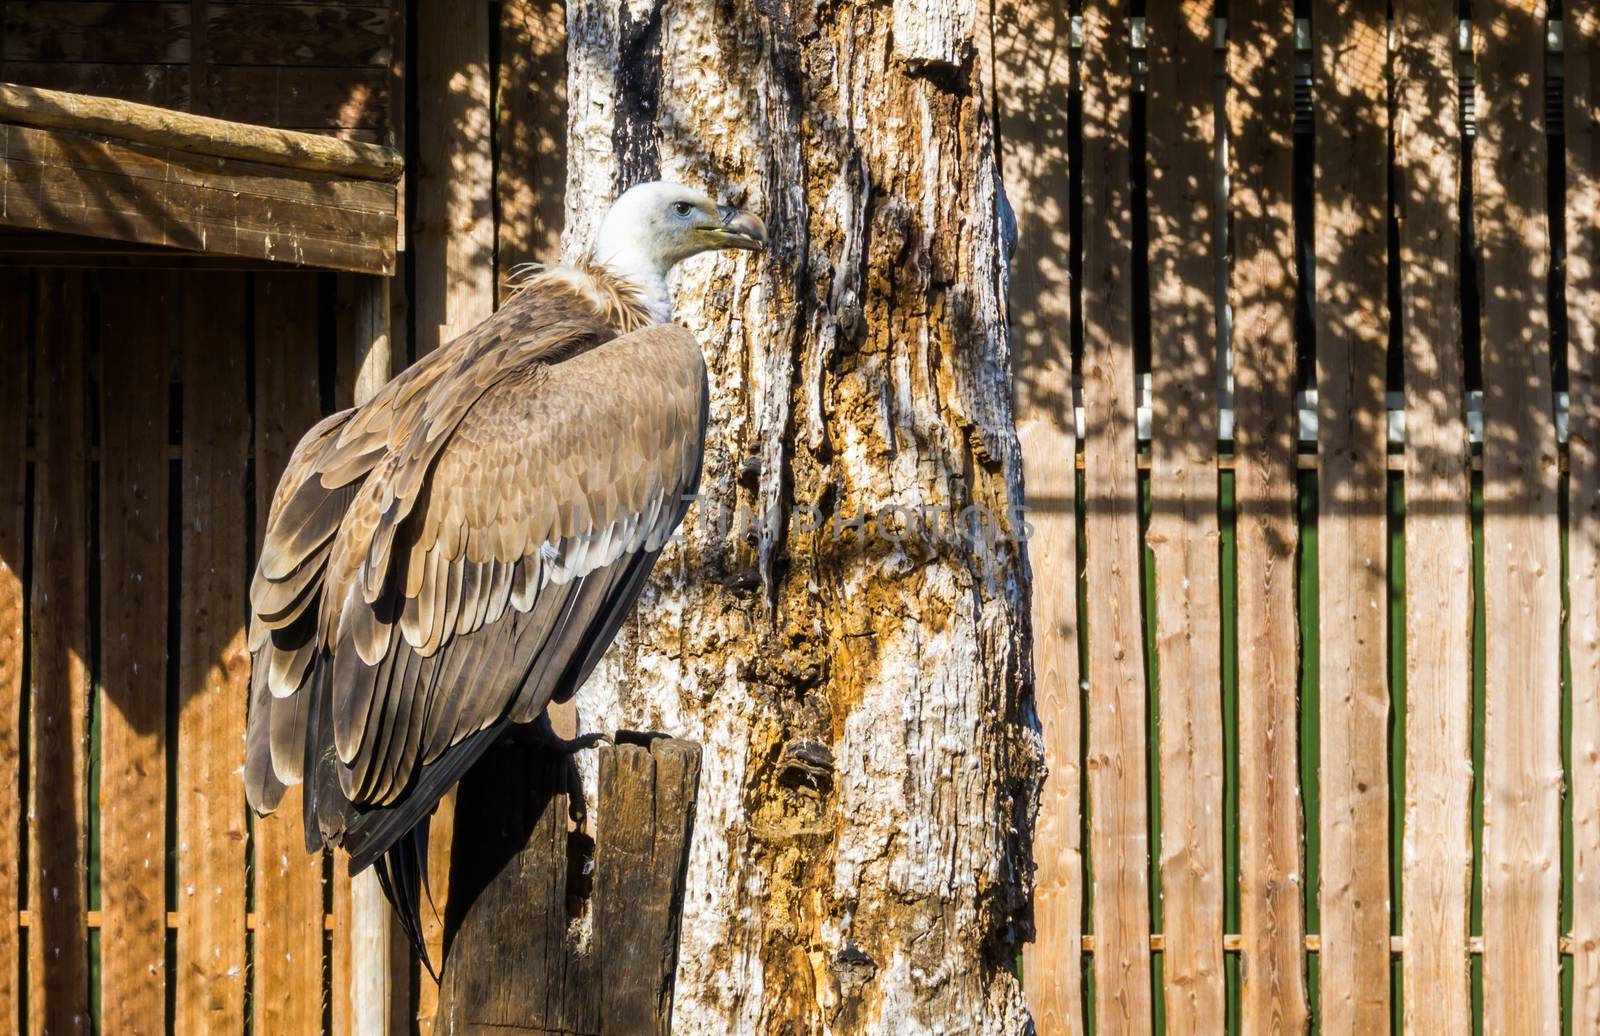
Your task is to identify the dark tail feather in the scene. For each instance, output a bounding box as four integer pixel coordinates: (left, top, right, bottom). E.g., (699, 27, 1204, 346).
(373, 819, 440, 981)
(343, 718, 509, 871)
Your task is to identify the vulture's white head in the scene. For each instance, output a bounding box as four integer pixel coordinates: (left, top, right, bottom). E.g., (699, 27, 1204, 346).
(593, 181, 767, 322)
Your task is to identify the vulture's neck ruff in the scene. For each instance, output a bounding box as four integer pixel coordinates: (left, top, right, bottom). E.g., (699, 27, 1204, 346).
(592, 181, 768, 323)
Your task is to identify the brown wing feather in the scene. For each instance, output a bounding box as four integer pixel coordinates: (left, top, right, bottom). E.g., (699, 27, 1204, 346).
(246, 311, 704, 849)
(328, 325, 706, 804)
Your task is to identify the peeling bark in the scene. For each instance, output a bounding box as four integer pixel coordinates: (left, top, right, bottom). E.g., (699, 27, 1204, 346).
(566, 0, 1040, 1029)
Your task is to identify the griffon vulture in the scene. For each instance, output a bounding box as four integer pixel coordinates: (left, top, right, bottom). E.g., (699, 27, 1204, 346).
(243, 181, 767, 958)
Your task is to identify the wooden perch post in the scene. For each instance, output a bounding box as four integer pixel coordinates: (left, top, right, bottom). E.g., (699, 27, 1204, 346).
(437, 736, 702, 1035)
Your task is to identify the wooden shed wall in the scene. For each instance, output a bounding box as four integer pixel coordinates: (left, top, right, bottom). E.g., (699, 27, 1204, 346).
(0, 0, 399, 142)
(0, 1, 567, 1033)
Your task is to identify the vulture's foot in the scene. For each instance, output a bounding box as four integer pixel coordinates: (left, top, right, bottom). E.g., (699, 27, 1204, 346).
(513, 713, 615, 754)
(513, 715, 614, 827)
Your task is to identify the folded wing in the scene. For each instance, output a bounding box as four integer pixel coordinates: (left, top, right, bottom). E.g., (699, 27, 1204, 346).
(244, 324, 707, 867)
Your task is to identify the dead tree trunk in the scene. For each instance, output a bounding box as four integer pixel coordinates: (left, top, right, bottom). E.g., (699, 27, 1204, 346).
(563, 0, 1041, 1030)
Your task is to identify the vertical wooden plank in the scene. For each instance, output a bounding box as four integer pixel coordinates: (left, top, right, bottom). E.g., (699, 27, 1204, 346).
(1474, 4, 1562, 1033)
(190, 0, 211, 116)
(1394, 1, 1473, 1031)
(28, 270, 90, 1036)
(1146, 6, 1224, 1033)
(389, 0, 407, 234)
(175, 272, 250, 1036)
(494, 0, 572, 744)
(335, 273, 408, 1036)
(497, 0, 567, 286)
(414, 6, 494, 1025)
(992, 0, 1080, 1027)
(1226, 2, 1309, 1031)
(1567, 5, 1600, 1029)
(0, 270, 28, 1036)
(387, 0, 410, 368)
(251, 273, 325, 1036)
(99, 272, 172, 1036)
(413, 0, 494, 356)
(1310, 4, 1391, 1032)
(336, 275, 401, 413)
(1080, 3, 1152, 1030)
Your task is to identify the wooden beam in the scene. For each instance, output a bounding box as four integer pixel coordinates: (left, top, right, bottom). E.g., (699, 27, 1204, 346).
(1475, 4, 1562, 1033)
(175, 272, 250, 1036)
(991, 0, 1080, 1024)
(1394, 2, 1473, 1032)
(28, 270, 90, 1036)
(1146, 4, 1225, 1033)
(98, 271, 173, 1035)
(0, 269, 26, 1036)
(0, 121, 398, 275)
(1567, 4, 1600, 1030)
(0, 82, 402, 180)
(1227, 1, 1309, 1031)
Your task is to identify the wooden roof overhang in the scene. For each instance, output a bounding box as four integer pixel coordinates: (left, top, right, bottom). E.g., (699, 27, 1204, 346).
(0, 83, 402, 276)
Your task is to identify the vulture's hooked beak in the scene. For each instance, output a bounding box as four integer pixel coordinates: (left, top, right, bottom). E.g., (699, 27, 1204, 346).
(706, 204, 769, 252)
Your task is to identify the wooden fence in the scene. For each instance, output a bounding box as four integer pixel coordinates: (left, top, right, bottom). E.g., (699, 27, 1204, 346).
(0, 0, 565, 1031)
(1006, 0, 1600, 1032)
(3, 0, 1596, 1034)
(0, 267, 412, 1036)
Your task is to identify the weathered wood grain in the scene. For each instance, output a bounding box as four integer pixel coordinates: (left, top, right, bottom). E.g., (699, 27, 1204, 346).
(413, 8, 493, 1026)
(2, 2, 192, 64)
(991, 0, 1078, 1027)
(1145, 5, 1224, 1033)
(98, 271, 173, 1035)
(1568, 6, 1600, 1029)
(335, 274, 398, 410)
(0, 63, 190, 111)
(0, 82, 402, 179)
(1311, 3, 1391, 1032)
(412, 0, 492, 356)
(28, 270, 90, 1036)
(1394, 1, 1473, 1031)
(188, 0, 211, 116)
(336, 271, 409, 1036)
(0, 270, 26, 1036)
(207, 66, 389, 134)
(495, 0, 567, 289)
(595, 740, 701, 1033)
(436, 738, 700, 1034)
(206, 3, 392, 66)
(436, 745, 601, 1034)
(0, 121, 399, 275)
(1227, 1, 1308, 1030)
(174, 271, 250, 1036)
(331, 844, 353, 1036)
(250, 272, 326, 1036)
(1475, 4, 1562, 1033)
(1079, 5, 1151, 1030)
(20, 276, 87, 1019)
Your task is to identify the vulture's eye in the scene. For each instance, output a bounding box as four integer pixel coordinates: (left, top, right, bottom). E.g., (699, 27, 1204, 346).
(671, 201, 694, 218)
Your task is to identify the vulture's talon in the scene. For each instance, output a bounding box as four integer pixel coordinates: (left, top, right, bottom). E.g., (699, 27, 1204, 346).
(521, 714, 614, 755)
